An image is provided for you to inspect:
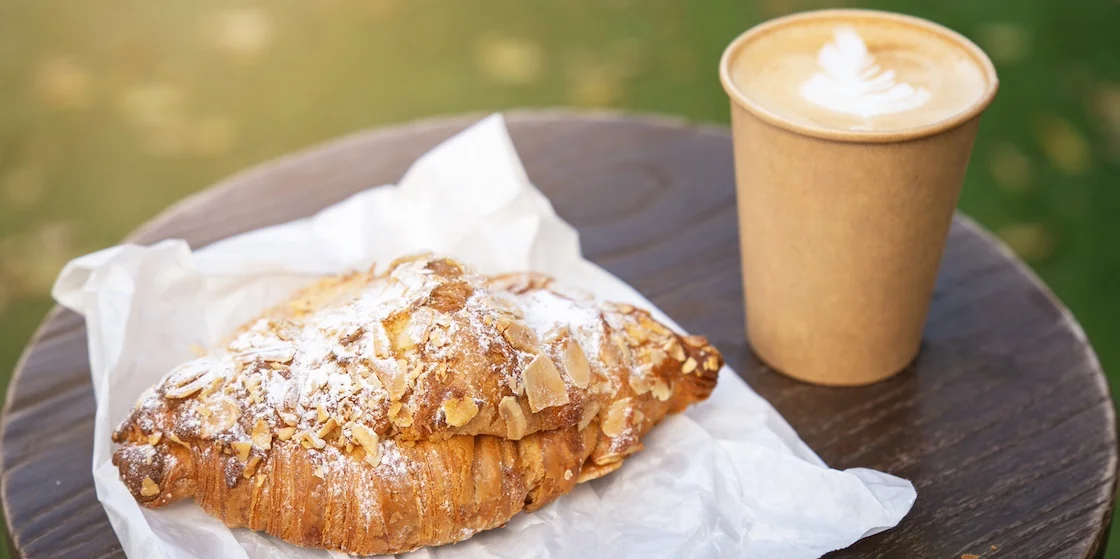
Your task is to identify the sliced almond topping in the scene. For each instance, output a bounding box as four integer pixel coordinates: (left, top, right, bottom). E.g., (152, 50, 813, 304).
(590, 377, 613, 396)
(412, 309, 435, 346)
(442, 396, 480, 427)
(523, 354, 570, 413)
(371, 325, 391, 359)
(624, 322, 649, 345)
(684, 335, 708, 348)
(593, 452, 625, 466)
(601, 398, 631, 438)
(140, 477, 161, 497)
(163, 360, 215, 399)
(391, 406, 414, 428)
(544, 326, 571, 344)
(488, 274, 532, 294)
(316, 404, 329, 424)
(304, 431, 327, 449)
(407, 363, 424, 384)
(682, 357, 698, 375)
(231, 441, 252, 462)
(351, 423, 378, 451)
(599, 340, 621, 368)
(164, 376, 211, 400)
(651, 379, 672, 402)
(498, 396, 528, 440)
(255, 473, 267, 489)
(578, 400, 602, 431)
(361, 371, 384, 391)
(428, 327, 449, 348)
(663, 339, 686, 362)
(316, 417, 338, 440)
(277, 427, 296, 441)
(628, 373, 652, 395)
(313, 465, 327, 479)
(388, 401, 402, 417)
(200, 394, 242, 439)
(549, 285, 594, 302)
(168, 432, 189, 448)
(281, 382, 299, 411)
(242, 455, 262, 478)
(147, 432, 162, 446)
(243, 343, 296, 363)
(395, 321, 415, 351)
(614, 303, 636, 314)
(641, 317, 671, 336)
(251, 419, 272, 450)
(502, 321, 540, 354)
(633, 409, 646, 425)
(487, 293, 526, 318)
(639, 348, 668, 368)
(364, 447, 382, 467)
(613, 334, 634, 365)
(561, 339, 591, 389)
(509, 375, 525, 396)
(576, 460, 623, 483)
(388, 362, 408, 401)
(704, 354, 721, 372)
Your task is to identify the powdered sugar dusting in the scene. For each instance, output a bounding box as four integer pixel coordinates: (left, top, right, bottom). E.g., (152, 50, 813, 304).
(517, 289, 604, 360)
(115, 254, 722, 555)
(377, 439, 410, 478)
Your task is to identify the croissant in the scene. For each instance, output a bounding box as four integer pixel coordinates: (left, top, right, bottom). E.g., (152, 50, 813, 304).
(111, 254, 722, 555)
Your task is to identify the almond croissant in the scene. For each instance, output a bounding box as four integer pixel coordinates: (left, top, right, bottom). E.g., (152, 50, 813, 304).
(112, 254, 722, 555)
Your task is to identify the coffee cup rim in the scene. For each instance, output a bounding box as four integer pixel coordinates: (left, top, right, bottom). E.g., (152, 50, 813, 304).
(719, 9, 1000, 143)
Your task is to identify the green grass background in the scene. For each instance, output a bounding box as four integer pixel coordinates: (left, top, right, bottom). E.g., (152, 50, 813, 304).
(1, 0, 1118, 556)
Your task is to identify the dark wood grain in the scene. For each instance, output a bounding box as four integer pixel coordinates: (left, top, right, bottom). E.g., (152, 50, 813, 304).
(1, 111, 1115, 558)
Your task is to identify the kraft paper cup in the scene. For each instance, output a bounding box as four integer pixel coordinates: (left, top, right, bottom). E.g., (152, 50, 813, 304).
(719, 10, 998, 386)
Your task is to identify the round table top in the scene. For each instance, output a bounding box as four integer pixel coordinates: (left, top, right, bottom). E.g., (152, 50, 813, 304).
(2, 111, 1116, 559)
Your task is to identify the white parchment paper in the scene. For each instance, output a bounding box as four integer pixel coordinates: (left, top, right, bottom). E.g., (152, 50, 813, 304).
(53, 114, 916, 559)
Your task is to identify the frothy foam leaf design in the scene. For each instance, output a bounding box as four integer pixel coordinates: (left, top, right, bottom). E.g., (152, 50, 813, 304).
(798, 26, 932, 122)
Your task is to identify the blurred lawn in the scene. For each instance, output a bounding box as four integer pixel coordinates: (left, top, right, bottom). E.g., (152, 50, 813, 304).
(1, 0, 1119, 557)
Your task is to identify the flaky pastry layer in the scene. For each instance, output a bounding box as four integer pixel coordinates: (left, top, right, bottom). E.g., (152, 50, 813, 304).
(112, 254, 721, 555)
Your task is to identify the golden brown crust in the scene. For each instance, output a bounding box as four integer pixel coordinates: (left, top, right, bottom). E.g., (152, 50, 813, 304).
(111, 254, 722, 555)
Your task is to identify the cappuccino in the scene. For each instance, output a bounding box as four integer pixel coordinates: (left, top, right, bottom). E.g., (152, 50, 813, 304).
(719, 10, 998, 385)
(728, 15, 991, 133)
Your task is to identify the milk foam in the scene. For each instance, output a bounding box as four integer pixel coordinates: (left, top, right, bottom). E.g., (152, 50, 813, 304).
(727, 15, 992, 133)
(798, 26, 932, 121)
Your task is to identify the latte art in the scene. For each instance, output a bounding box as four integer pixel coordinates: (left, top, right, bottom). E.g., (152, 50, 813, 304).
(798, 26, 932, 121)
(726, 15, 992, 132)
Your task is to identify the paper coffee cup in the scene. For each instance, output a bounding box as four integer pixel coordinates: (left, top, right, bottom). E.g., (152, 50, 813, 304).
(719, 10, 998, 386)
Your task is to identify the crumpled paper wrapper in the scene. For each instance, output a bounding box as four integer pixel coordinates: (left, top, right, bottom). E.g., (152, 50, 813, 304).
(53, 114, 915, 559)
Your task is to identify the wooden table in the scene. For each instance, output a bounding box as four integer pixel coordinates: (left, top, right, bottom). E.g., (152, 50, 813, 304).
(2, 111, 1116, 558)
